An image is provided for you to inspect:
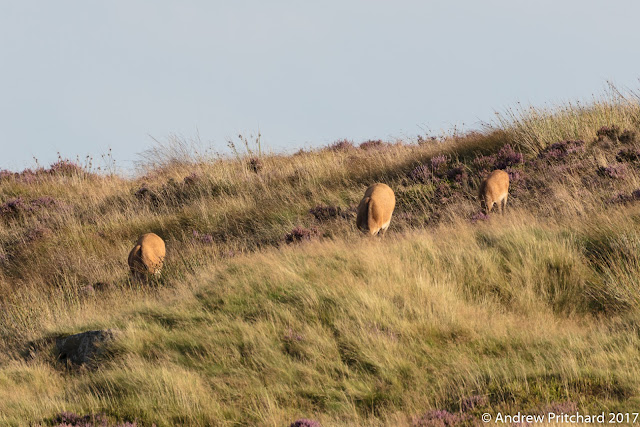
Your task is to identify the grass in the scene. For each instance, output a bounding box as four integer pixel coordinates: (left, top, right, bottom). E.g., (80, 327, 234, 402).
(1, 88, 640, 425)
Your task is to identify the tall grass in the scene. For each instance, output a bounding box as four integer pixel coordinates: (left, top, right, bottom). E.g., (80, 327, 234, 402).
(1, 88, 640, 425)
(493, 84, 640, 154)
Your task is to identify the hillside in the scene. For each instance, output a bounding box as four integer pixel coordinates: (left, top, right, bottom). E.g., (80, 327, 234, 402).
(1, 91, 640, 426)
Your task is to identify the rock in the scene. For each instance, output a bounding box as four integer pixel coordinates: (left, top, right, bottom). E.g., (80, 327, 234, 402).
(55, 329, 118, 366)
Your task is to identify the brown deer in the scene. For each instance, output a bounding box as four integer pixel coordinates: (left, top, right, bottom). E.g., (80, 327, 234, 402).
(128, 233, 166, 277)
(356, 183, 396, 235)
(479, 170, 509, 214)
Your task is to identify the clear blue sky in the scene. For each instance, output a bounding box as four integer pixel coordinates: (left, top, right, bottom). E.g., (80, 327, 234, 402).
(1, 1, 639, 171)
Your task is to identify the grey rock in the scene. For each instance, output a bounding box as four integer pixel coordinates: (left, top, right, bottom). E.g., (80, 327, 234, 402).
(55, 329, 118, 366)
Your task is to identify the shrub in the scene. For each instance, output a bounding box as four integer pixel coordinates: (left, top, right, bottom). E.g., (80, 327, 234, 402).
(408, 164, 436, 184)
(134, 184, 160, 205)
(433, 182, 454, 205)
(608, 190, 640, 204)
(0, 168, 40, 184)
(598, 163, 628, 180)
(540, 140, 585, 161)
(494, 144, 524, 169)
(616, 148, 640, 163)
(0, 197, 30, 217)
(48, 159, 85, 177)
(445, 165, 468, 183)
(430, 154, 449, 173)
(359, 139, 385, 150)
(0, 196, 59, 219)
(505, 167, 525, 185)
(472, 154, 496, 171)
(24, 226, 52, 243)
(619, 129, 636, 143)
(327, 139, 354, 151)
(285, 226, 319, 244)
(596, 125, 621, 141)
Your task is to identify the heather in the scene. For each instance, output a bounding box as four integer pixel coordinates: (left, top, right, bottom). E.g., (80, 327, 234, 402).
(0, 90, 640, 425)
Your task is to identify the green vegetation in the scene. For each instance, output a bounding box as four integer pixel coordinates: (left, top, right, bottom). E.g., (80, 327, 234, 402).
(1, 89, 640, 426)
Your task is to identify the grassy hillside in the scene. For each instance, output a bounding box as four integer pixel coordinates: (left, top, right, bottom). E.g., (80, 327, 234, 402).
(1, 90, 640, 426)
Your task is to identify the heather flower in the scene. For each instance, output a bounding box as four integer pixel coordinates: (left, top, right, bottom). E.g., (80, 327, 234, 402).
(0, 197, 31, 217)
(430, 154, 449, 173)
(2, 168, 41, 184)
(540, 140, 585, 161)
(327, 139, 354, 151)
(473, 154, 496, 171)
(494, 144, 524, 169)
(48, 159, 85, 177)
(408, 164, 435, 184)
(596, 125, 621, 141)
(434, 182, 452, 200)
(505, 167, 524, 185)
(285, 226, 319, 243)
(51, 411, 109, 427)
(359, 139, 385, 150)
(290, 419, 321, 427)
(0, 196, 60, 219)
(24, 226, 52, 242)
(471, 212, 489, 223)
(446, 165, 468, 183)
(192, 230, 214, 244)
(309, 205, 341, 222)
(598, 163, 628, 179)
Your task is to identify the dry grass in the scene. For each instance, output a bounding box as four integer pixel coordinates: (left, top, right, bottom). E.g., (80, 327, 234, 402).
(1, 89, 640, 425)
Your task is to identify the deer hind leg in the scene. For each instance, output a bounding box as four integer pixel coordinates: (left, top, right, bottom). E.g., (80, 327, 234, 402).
(486, 198, 494, 214)
(501, 194, 508, 214)
(378, 219, 391, 237)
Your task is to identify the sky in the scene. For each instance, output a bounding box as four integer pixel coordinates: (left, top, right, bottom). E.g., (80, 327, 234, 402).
(1, 1, 639, 172)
